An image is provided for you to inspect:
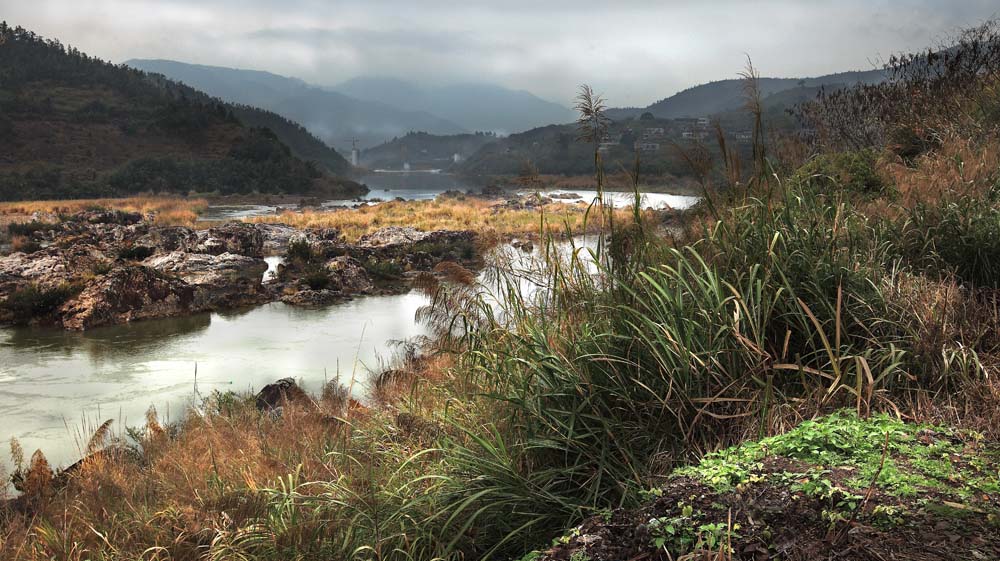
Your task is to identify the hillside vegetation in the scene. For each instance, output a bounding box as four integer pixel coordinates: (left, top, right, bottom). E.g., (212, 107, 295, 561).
(0, 24, 360, 201)
(3, 21, 1000, 561)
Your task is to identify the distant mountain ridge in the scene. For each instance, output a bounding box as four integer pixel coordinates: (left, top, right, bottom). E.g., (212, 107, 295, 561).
(335, 77, 577, 135)
(127, 60, 466, 150)
(607, 68, 887, 120)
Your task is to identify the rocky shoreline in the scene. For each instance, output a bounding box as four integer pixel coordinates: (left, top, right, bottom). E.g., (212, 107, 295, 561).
(0, 209, 478, 330)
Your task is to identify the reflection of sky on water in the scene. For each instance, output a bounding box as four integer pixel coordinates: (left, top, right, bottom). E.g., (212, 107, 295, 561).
(0, 294, 428, 470)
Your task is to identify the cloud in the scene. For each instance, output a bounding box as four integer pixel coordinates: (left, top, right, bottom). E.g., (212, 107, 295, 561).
(3, 0, 998, 107)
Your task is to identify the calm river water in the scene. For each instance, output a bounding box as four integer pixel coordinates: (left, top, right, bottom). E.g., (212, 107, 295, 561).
(0, 294, 429, 470)
(0, 172, 696, 474)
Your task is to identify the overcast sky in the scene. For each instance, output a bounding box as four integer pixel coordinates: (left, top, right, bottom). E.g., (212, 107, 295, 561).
(3, 1, 997, 107)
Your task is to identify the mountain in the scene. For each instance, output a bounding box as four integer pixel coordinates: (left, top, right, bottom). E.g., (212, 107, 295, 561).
(335, 77, 577, 135)
(361, 131, 500, 171)
(0, 24, 363, 200)
(607, 69, 887, 121)
(127, 60, 466, 150)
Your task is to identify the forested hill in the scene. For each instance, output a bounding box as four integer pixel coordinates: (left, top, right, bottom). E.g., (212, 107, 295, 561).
(607, 69, 887, 120)
(0, 23, 360, 201)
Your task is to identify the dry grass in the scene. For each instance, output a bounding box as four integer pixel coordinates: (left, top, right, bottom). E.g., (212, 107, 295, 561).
(887, 134, 1000, 206)
(0, 352, 469, 561)
(0, 196, 209, 227)
(246, 197, 648, 242)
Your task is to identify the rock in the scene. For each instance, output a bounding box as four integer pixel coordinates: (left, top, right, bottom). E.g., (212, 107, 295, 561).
(255, 378, 312, 411)
(143, 251, 268, 309)
(257, 223, 300, 255)
(326, 256, 373, 293)
(59, 265, 196, 330)
(133, 226, 199, 253)
(357, 226, 433, 247)
(71, 209, 144, 225)
(0, 245, 109, 294)
(193, 222, 264, 258)
(280, 289, 342, 307)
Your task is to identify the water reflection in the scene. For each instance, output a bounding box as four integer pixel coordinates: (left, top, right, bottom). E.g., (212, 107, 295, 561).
(0, 294, 428, 468)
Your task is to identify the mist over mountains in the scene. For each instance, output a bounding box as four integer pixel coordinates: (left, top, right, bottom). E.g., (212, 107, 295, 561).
(127, 60, 575, 151)
(334, 77, 577, 136)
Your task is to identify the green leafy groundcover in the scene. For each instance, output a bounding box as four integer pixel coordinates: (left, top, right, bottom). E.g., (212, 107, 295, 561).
(535, 411, 1000, 561)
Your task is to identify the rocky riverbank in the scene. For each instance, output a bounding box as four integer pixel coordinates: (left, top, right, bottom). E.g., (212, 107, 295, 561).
(0, 209, 478, 330)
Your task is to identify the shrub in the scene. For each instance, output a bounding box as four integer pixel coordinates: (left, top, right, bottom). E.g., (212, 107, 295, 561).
(7, 220, 53, 236)
(791, 149, 888, 194)
(286, 239, 316, 263)
(118, 245, 154, 261)
(303, 266, 332, 290)
(892, 190, 1000, 287)
(362, 258, 404, 281)
(1, 283, 81, 323)
(11, 235, 41, 253)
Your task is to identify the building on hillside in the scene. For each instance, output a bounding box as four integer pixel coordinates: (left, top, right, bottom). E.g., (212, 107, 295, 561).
(732, 131, 753, 144)
(642, 127, 665, 140)
(598, 133, 621, 153)
(452, 153, 462, 163)
(634, 141, 660, 152)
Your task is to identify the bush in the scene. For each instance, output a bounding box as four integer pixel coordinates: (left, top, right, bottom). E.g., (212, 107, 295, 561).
(362, 258, 404, 281)
(11, 235, 41, 253)
(118, 245, 154, 261)
(8, 220, 53, 236)
(892, 190, 1000, 287)
(791, 149, 888, 194)
(286, 239, 316, 263)
(303, 266, 332, 290)
(1, 283, 81, 323)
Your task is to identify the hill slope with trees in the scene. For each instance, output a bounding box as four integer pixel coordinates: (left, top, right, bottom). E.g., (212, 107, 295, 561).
(0, 23, 361, 201)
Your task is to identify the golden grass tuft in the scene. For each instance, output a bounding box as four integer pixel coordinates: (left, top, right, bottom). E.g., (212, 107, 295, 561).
(885, 134, 1000, 207)
(0, 196, 209, 227)
(246, 197, 648, 242)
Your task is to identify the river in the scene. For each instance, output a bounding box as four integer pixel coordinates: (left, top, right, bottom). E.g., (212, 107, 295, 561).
(198, 172, 700, 220)
(0, 172, 695, 475)
(0, 294, 430, 471)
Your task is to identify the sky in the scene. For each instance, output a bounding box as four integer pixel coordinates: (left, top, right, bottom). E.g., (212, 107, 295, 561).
(2, 0, 998, 107)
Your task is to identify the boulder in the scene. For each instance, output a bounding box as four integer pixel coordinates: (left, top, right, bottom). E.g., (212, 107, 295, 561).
(143, 251, 268, 309)
(59, 265, 196, 330)
(326, 256, 373, 293)
(255, 378, 312, 411)
(193, 222, 264, 258)
(357, 226, 432, 248)
(133, 226, 199, 253)
(0, 245, 109, 294)
(350, 227, 477, 273)
(257, 223, 299, 255)
(71, 209, 144, 225)
(280, 289, 342, 307)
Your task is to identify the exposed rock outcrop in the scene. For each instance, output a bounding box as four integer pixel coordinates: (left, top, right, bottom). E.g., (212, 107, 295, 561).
(143, 251, 268, 309)
(0, 245, 110, 293)
(192, 222, 264, 258)
(326, 255, 373, 294)
(59, 266, 196, 330)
